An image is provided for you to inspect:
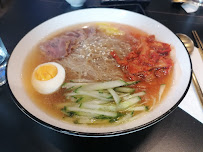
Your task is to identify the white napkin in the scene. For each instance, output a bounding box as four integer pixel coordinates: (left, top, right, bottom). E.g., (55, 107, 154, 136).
(178, 47, 203, 123)
(181, 2, 199, 13)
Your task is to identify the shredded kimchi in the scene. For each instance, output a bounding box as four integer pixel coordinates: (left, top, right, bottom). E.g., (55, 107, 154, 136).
(110, 35, 174, 82)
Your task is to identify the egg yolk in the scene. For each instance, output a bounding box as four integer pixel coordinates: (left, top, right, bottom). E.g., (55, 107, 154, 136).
(97, 23, 124, 36)
(35, 64, 58, 81)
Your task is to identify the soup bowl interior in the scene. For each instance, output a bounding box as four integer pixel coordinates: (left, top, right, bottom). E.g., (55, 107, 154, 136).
(7, 8, 191, 137)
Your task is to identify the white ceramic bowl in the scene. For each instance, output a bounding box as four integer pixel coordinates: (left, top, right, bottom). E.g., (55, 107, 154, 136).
(7, 8, 192, 137)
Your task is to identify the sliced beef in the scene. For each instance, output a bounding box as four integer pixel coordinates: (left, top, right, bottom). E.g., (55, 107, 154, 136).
(40, 26, 96, 60)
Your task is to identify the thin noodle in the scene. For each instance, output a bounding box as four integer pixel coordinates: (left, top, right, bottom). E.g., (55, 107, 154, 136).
(57, 32, 132, 82)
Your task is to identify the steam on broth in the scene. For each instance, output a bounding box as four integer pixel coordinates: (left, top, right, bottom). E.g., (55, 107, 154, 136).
(23, 22, 174, 126)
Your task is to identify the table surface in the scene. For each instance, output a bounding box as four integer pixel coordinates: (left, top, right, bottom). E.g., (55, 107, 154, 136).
(0, 0, 203, 151)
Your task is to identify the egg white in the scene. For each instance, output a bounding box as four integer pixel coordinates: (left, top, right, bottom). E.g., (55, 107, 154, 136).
(31, 62, 65, 94)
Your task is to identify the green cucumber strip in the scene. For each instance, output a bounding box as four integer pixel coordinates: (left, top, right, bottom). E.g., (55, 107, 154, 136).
(62, 82, 89, 89)
(117, 96, 141, 111)
(82, 90, 112, 98)
(94, 115, 113, 119)
(81, 103, 117, 112)
(131, 91, 145, 97)
(65, 91, 114, 101)
(66, 95, 93, 103)
(159, 84, 166, 101)
(62, 80, 139, 90)
(122, 91, 145, 100)
(114, 113, 132, 124)
(63, 111, 78, 117)
(85, 99, 111, 104)
(66, 107, 117, 117)
(118, 93, 130, 98)
(108, 88, 121, 104)
(114, 87, 135, 93)
(71, 111, 100, 117)
(66, 96, 78, 102)
(73, 86, 82, 93)
(109, 112, 125, 123)
(126, 106, 146, 111)
(62, 106, 103, 117)
(80, 80, 127, 91)
(78, 95, 93, 103)
(116, 112, 143, 124)
(125, 81, 140, 86)
(75, 97, 83, 103)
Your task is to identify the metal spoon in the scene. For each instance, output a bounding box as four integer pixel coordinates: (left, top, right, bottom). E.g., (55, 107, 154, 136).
(176, 33, 203, 106)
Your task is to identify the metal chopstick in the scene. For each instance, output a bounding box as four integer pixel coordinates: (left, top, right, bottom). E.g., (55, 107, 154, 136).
(192, 30, 203, 60)
(191, 31, 203, 106)
(192, 72, 203, 107)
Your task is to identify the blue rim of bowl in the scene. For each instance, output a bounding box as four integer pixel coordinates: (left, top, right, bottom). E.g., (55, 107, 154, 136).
(6, 8, 193, 137)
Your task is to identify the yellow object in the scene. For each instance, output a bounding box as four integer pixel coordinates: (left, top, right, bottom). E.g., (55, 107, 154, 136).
(35, 64, 58, 81)
(97, 23, 124, 36)
(32, 62, 65, 94)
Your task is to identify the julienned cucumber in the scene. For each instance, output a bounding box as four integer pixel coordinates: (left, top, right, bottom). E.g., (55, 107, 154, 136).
(122, 91, 146, 100)
(126, 106, 146, 111)
(65, 90, 113, 101)
(60, 80, 147, 124)
(114, 87, 135, 93)
(117, 96, 141, 111)
(80, 102, 117, 112)
(108, 88, 121, 104)
(65, 106, 117, 117)
(79, 80, 138, 91)
(159, 84, 166, 101)
(62, 82, 90, 89)
(85, 99, 111, 104)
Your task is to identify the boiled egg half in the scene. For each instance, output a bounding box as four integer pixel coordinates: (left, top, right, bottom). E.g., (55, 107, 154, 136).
(31, 62, 65, 94)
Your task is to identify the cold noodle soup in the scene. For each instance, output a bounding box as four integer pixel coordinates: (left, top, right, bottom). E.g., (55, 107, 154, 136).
(23, 22, 174, 126)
